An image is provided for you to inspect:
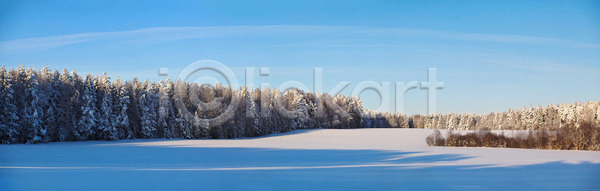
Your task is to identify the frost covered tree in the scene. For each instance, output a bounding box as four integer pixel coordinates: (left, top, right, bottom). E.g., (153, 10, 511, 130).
(55, 69, 78, 141)
(23, 68, 46, 143)
(245, 88, 262, 136)
(112, 77, 131, 139)
(173, 80, 193, 138)
(77, 74, 98, 140)
(290, 91, 311, 130)
(0, 65, 20, 144)
(96, 72, 117, 140)
(158, 79, 178, 138)
(38, 66, 60, 141)
(139, 80, 158, 138)
(9, 66, 28, 142)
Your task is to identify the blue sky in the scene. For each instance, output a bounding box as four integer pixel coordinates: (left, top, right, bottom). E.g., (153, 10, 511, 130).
(0, 0, 599, 114)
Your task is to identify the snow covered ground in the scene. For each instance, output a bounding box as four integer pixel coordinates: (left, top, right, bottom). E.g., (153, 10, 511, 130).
(1, 128, 599, 191)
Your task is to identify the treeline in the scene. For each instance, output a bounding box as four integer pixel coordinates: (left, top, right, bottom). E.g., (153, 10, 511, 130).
(0, 65, 598, 144)
(375, 101, 600, 130)
(0, 65, 364, 144)
(426, 122, 600, 151)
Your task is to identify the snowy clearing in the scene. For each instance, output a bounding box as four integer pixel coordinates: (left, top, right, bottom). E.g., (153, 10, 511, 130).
(1, 128, 599, 191)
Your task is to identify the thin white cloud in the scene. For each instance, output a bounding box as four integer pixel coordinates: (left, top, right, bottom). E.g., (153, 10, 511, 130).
(1, 25, 598, 52)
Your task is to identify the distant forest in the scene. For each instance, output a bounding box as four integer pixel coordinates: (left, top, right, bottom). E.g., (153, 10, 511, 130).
(0, 65, 599, 144)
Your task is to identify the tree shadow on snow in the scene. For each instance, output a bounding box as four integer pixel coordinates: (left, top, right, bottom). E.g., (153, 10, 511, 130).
(0, 144, 599, 191)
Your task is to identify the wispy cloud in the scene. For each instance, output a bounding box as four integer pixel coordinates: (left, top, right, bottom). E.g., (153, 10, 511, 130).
(1, 25, 599, 52)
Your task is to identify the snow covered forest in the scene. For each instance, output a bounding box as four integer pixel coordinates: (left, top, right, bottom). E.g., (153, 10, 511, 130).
(379, 101, 600, 130)
(0, 65, 599, 144)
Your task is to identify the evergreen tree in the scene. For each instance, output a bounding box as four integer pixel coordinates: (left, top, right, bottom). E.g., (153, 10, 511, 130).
(23, 68, 46, 143)
(126, 78, 144, 138)
(291, 92, 310, 130)
(174, 80, 193, 138)
(77, 74, 98, 140)
(55, 69, 77, 141)
(245, 88, 261, 136)
(38, 66, 60, 141)
(139, 80, 158, 138)
(158, 79, 178, 138)
(96, 72, 117, 140)
(0, 65, 20, 144)
(112, 78, 131, 139)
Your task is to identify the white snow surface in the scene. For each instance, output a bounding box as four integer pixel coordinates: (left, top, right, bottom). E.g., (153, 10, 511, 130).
(1, 128, 599, 190)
